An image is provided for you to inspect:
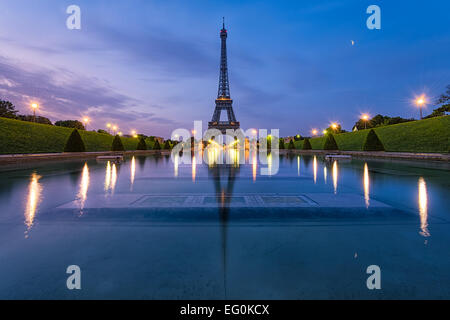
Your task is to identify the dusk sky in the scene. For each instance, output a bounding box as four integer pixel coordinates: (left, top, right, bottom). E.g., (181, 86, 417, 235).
(0, 0, 449, 137)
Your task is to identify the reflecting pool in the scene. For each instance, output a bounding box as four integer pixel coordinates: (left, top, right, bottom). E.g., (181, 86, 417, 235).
(0, 153, 449, 299)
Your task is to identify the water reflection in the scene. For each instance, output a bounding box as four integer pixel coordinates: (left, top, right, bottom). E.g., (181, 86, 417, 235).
(25, 173, 42, 237)
(174, 154, 179, 178)
(313, 156, 318, 184)
(104, 161, 111, 191)
(364, 163, 370, 208)
(208, 161, 240, 298)
(252, 151, 257, 182)
(332, 161, 338, 194)
(297, 156, 300, 176)
(324, 167, 327, 184)
(104, 161, 118, 194)
(418, 177, 430, 237)
(77, 163, 90, 213)
(130, 156, 136, 189)
(192, 155, 197, 182)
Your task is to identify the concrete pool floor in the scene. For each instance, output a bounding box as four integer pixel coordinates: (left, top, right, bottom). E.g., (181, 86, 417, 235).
(1, 217, 450, 299)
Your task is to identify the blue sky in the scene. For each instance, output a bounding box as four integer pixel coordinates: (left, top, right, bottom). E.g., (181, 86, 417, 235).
(0, 0, 449, 137)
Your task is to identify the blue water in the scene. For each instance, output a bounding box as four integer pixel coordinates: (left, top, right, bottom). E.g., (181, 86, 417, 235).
(0, 153, 449, 299)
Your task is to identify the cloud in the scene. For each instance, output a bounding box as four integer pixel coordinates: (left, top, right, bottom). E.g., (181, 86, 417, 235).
(0, 56, 179, 131)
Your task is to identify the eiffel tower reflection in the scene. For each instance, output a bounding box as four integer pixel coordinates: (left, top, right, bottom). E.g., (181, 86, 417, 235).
(207, 151, 240, 299)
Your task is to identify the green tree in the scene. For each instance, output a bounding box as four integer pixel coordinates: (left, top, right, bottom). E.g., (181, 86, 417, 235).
(97, 129, 109, 135)
(279, 139, 285, 150)
(55, 120, 85, 130)
(137, 137, 147, 150)
(153, 140, 161, 150)
(64, 129, 86, 152)
(326, 124, 345, 134)
(363, 129, 385, 151)
(111, 135, 125, 151)
(288, 139, 296, 150)
(323, 133, 338, 150)
(17, 115, 53, 125)
(302, 138, 312, 150)
(0, 100, 18, 118)
(163, 140, 171, 150)
(425, 85, 450, 118)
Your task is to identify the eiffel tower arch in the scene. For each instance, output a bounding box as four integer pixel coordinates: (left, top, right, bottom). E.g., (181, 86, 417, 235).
(208, 18, 240, 134)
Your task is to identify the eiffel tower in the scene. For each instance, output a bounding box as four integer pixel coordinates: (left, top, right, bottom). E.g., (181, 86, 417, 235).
(208, 18, 240, 134)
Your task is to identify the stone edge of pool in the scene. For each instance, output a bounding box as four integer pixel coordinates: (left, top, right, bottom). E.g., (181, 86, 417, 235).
(0, 150, 171, 165)
(285, 150, 450, 162)
(0, 149, 448, 165)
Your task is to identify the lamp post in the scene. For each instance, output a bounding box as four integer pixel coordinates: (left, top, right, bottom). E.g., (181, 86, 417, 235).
(112, 125, 118, 135)
(83, 117, 90, 130)
(311, 129, 318, 136)
(416, 95, 426, 120)
(361, 114, 370, 129)
(106, 123, 112, 134)
(331, 123, 339, 133)
(31, 103, 38, 122)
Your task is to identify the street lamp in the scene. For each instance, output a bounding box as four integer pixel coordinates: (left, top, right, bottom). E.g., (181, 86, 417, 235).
(331, 123, 338, 130)
(112, 125, 118, 135)
(31, 103, 39, 122)
(311, 129, 318, 136)
(131, 130, 138, 138)
(106, 123, 112, 134)
(361, 114, 370, 129)
(83, 117, 90, 130)
(118, 132, 123, 137)
(323, 130, 328, 135)
(415, 95, 426, 119)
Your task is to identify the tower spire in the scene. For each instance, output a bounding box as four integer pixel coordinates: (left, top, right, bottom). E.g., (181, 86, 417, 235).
(223, 17, 225, 29)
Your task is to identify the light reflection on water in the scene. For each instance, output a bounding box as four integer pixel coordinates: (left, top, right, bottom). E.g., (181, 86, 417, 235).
(192, 155, 196, 182)
(313, 156, 317, 184)
(76, 163, 90, 214)
(130, 156, 136, 188)
(418, 177, 430, 237)
(364, 163, 370, 208)
(324, 166, 327, 184)
(332, 160, 338, 194)
(104, 161, 117, 194)
(24, 173, 42, 237)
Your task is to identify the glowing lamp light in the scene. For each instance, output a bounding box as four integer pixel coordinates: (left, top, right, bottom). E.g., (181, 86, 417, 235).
(107, 123, 112, 128)
(31, 103, 38, 109)
(311, 129, 318, 136)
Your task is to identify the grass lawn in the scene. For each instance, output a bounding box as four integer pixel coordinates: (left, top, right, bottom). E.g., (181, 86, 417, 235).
(293, 116, 449, 153)
(0, 117, 156, 154)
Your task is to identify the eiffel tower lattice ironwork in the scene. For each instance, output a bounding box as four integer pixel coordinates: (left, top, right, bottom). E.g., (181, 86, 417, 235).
(208, 18, 240, 134)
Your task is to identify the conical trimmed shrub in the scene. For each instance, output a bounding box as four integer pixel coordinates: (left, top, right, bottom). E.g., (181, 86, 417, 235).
(136, 137, 147, 150)
(153, 140, 161, 150)
(163, 140, 171, 150)
(323, 133, 338, 150)
(302, 138, 312, 150)
(111, 135, 125, 151)
(363, 129, 385, 151)
(288, 139, 295, 150)
(64, 129, 86, 152)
